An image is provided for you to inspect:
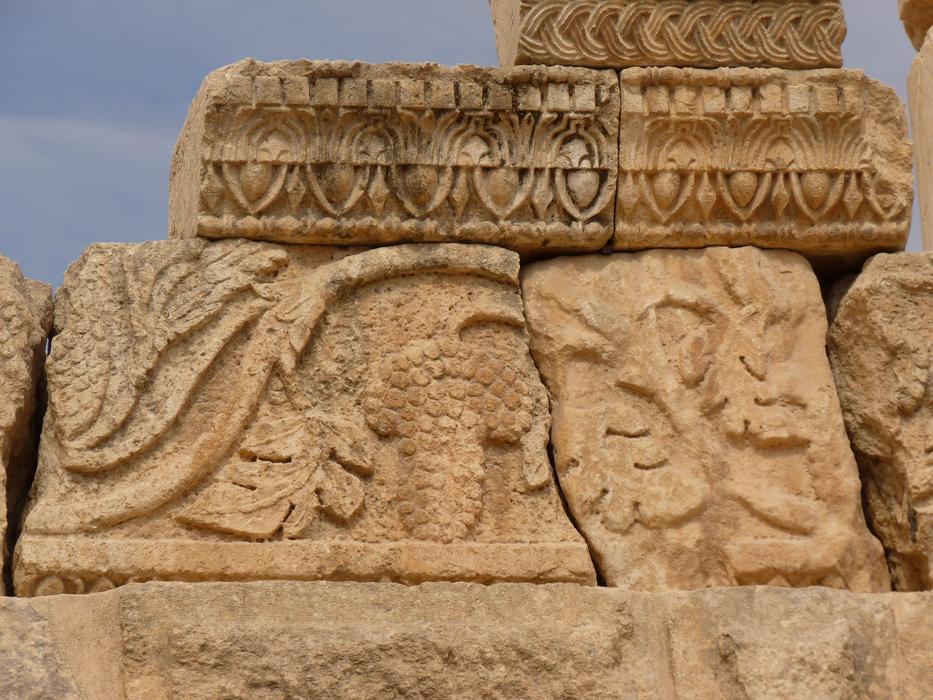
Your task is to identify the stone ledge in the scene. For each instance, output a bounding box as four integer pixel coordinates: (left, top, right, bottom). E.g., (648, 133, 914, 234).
(168, 59, 620, 254)
(3, 581, 931, 698)
(616, 67, 913, 267)
(14, 536, 596, 595)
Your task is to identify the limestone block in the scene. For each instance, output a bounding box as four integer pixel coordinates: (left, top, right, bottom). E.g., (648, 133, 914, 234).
(616, 68, 913, 267)
(829, 253, 933, 590)
(14, 239, 594, 595)
(0, 255, 51, 594)
(1, 581, 931, 698)
(168, 60, 619, 254)
(909, 31, 933, 251)
(490, 0, 846, 70)
(523, 247, 890, 591)
(901, 0, 933, 50)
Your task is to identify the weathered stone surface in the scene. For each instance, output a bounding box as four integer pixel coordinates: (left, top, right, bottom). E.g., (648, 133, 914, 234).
(169, 59, 619, 253)
(829, 253, 933, 590)
(15, 239, 594, 595)
(2, 581, 931, 698)
(490, 0, 846, 70)
(523, 247, 890, 591)
(901, 0, 933, 50)
(909, 31, 933, 252)
(616, 68, 913, 267)
(0, 254, 51, 594)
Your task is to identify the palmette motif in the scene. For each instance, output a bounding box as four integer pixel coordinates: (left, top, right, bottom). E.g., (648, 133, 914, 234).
(616, 68, 913, 261)
(170, 60, 619, 252)
(495, 0, 845, 69)
(17, 240, 593, 595)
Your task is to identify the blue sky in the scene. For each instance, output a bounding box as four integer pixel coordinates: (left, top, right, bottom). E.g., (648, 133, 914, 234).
(0, 0, 923, 285)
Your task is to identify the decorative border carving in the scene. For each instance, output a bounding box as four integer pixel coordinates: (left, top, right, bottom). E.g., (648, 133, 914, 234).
(615, 68, 913, 259)
(170, 61, 619, 252)
(494, 0, 846, 69)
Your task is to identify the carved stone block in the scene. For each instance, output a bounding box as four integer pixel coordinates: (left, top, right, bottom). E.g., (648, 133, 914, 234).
(909, 34, 933, 251)
(616, 68, 913, 267)
(14, 240, 594, 595)
(523, 247, 890, 591)
(490, 0, 846, 70)
(829, 253, 933, 590)
(168, 60, 619, 254)
(901, 0, 933, 50)
(0, 255, 51, 594)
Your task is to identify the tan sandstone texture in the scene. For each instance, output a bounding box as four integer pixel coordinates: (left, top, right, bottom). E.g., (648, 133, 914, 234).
(909, 31, 933, 251)
(901, 0, 933, 50)
(14, 239, 594, 595)
(490, 0, 846, 70)
(168, 60, 619, 253)
(2, 581, 932, 698)
(0, 255, 51, 594)
(829, 253, 933, 591)
(616, 68, 913, 267)
(523, 247, 890, 591)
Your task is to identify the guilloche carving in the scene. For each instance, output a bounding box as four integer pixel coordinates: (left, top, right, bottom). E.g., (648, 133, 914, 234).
(169, 60, 619, 253)
(490, 0, 846, 70)
(15, 240, 594, 594)
(615, 68, 913, 266)
(523, 247, 890, 591)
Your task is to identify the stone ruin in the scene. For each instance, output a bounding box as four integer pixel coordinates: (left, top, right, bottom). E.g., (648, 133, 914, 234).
(1, 1, 931, 697)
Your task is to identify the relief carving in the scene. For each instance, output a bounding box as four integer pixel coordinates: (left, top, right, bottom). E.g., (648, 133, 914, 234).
(169, 60, 619, 253)
(829, 253, 933, 590)
(491, 0, 846, 69)
(15, 240, 594, 595)
(616, 68, 913, 265)
(523, 247, 890, 591)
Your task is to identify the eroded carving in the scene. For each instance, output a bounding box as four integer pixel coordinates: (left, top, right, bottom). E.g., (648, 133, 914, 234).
(616, 68, 913, 265)
(15, 240, 594, 594)
(523, 247, 890, 591)
(491, 0, 846, 69)
(0, 255, 51, 593)
(169, 60, 619, 253)
(829, 253, 933, 590)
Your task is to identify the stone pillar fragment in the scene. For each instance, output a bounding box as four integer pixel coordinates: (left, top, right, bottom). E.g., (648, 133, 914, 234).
(901, 0, 933, 50)
(0, 255, 51, 594)
(169, 60, 619, 254)
(490, 0, 846, 70)
(616, 68, 913, 268)
(908, 23, 933, 251)
(523, 247, 890, 591)
(829, 253, 933, 590)
(15, 240, 594, 595)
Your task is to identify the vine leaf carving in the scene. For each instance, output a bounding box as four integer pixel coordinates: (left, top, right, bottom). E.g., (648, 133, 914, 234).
(31, 244, 517, 536)
(178, 411, 374, 540)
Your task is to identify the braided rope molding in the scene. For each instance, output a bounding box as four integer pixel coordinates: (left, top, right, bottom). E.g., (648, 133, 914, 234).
(515, 0, 846, 69)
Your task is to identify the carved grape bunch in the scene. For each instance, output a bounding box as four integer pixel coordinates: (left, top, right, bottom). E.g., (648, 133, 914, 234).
(362, 337, 534, 541)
